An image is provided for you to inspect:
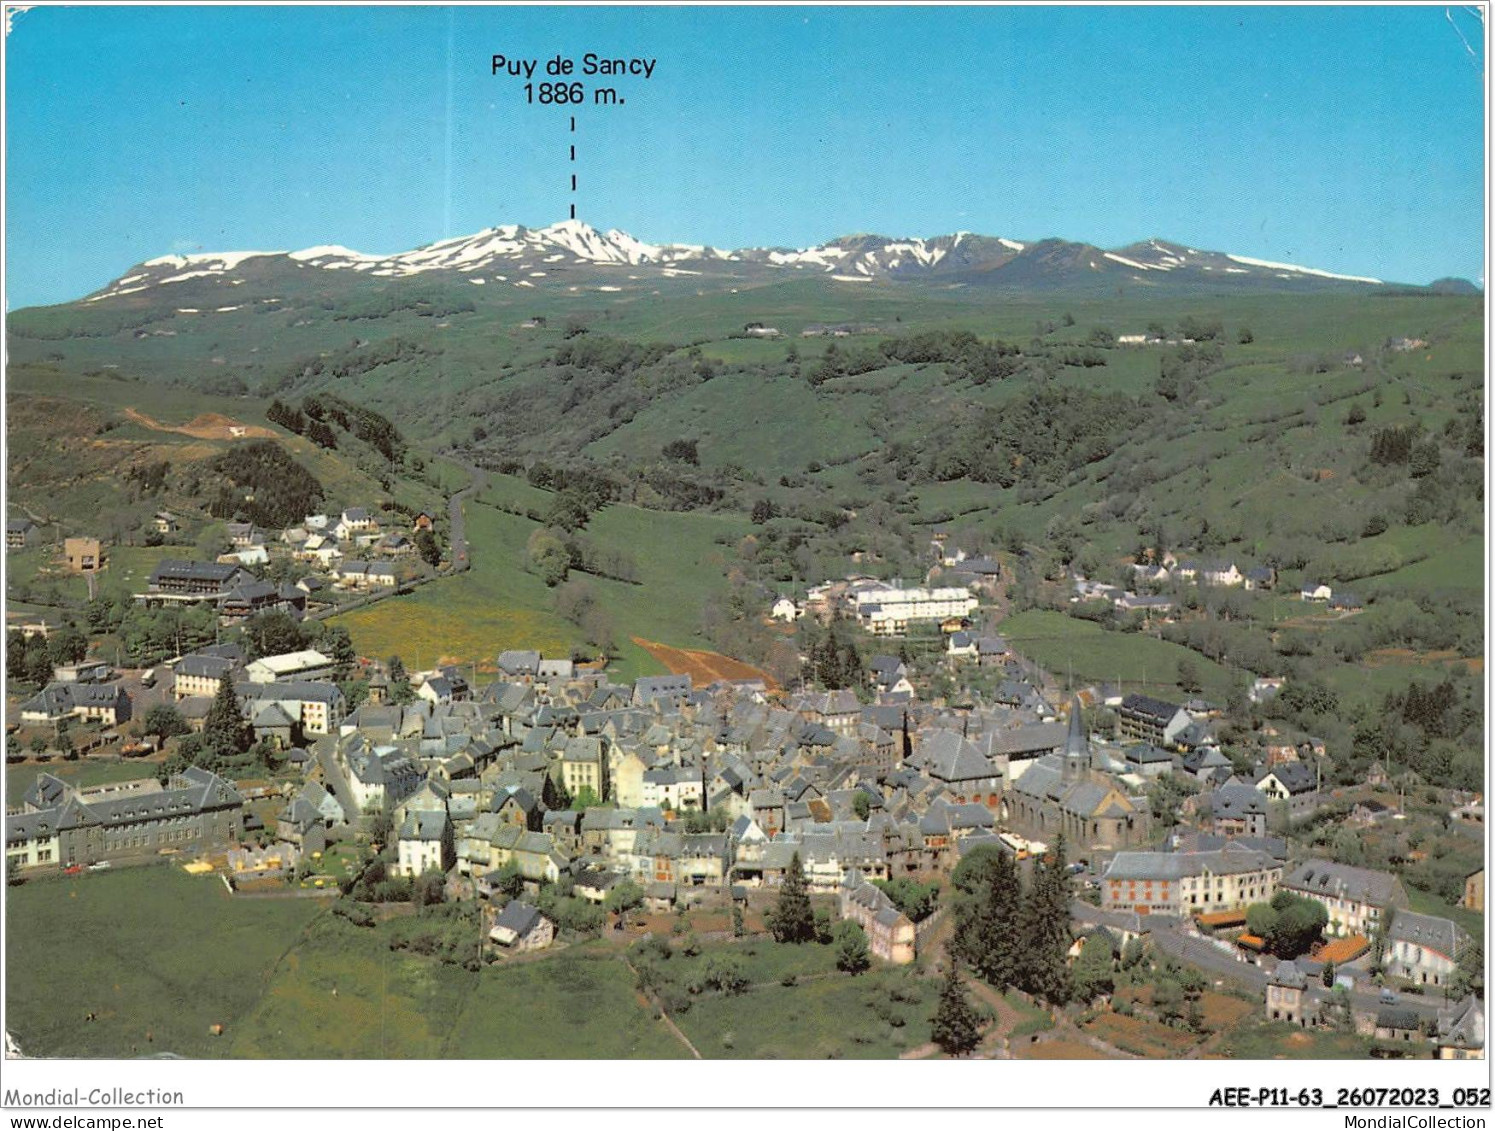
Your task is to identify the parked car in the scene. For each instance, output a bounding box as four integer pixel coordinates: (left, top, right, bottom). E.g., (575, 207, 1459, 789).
(87, 861, 112, 871)
(63, 864, 84, 876)
(1379, 988, 1399, 1004)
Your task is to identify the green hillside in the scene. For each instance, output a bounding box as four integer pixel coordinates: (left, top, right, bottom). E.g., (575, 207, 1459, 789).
(6, 273, 1482, 786)
(332, 476, 749, 680)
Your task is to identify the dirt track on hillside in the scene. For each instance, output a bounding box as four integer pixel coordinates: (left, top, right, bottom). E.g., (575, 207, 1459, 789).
(122, 408, 275, 440)
(1364, 647, 1483, 673)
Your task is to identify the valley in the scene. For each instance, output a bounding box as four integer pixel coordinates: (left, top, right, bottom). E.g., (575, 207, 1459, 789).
(4, 216, 1484, 1067)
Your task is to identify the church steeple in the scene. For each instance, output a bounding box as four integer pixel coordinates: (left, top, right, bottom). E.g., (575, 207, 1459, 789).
(1062, 695, 1088, 783)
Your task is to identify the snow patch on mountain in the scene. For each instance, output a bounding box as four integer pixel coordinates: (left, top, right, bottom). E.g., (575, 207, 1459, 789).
(144, 250, 282, 270)
(1104, 252, 1162, 272)
(1225, 254, 1382, 285)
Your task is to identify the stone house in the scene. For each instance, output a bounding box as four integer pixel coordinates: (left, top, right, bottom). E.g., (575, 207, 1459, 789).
(839, 870, 915, 964)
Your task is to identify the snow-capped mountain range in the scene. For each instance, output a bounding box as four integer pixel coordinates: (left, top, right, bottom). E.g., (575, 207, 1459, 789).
(85, 218, 1388, 302)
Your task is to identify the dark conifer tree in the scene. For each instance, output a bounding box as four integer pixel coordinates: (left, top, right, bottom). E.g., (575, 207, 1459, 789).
(768, 851, 816, 943)
(1017, 835, 1074, 1004)
(203, 672, 249, 759)
(975, 848, 1022, 989)
(931, 960, 983, 1057)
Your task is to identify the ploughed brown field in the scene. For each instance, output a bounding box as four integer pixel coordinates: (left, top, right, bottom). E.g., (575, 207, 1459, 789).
(631, 637, 775, 689)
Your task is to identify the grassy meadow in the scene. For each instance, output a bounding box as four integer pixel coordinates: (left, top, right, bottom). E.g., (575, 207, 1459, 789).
(8, 866, 944, 1060)
(5, 866, 324, 1058)
(999, 608, 1239, 699)
(333, 475, 750, 681)
(5, 757, 159, 802)
(331, 502, 582, 673)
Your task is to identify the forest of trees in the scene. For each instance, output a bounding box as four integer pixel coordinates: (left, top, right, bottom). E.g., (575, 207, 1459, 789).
(807, 328, 1026, 387)
(552, 334, 680, 376)
(950, 838, 1075, 1005)
(262, 336, 438, 402)
(206, 441, 325, 528)
(922, 387, 1143, 486)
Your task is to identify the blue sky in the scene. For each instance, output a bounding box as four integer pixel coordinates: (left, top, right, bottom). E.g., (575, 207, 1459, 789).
(4, 5, 1485, 306)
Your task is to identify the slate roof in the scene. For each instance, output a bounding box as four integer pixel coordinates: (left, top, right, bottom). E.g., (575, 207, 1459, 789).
(1182, 747, 1231, 774)
(222, 578, 281, 602)
(9, 767, 243, 845)
(1118, 594, 1174, 609)
(634, 674, 692, 703)
(542, 810, 581, 832)
(1260, 761, 1318, 795)
(252, 702, 297, 728)
(956, 557, 1002, 576)
(1210, 783, 1268, 820)
(1064, 696, 1088, 758)
(493, 900, 545, 937)
(497, 650, 541, 675)
(812, 689, 859, 715)
(1389, 910, 1467, 960)
(399, 810, 448, 842)
(1376, 1008, 1421, 1032)
(1104, 847, 1278, 882)
(4, 809, 60, 844)
(920, 801, 994, 836)
(1282, 860, 1408, 908)
(176, 654, 239, 680)
(679, 833, 729, 859)
(915, 729, 999, 783)
(561, 735, 603, 763)
(239, 680, 344, 706)
(574, 867, 620, 892)
(21, 681, 126, 717)
(148, 559, 245, 587)
(21, 773, 69, 811)
(1178, 833, 1288, 860)
(983, 722, 1066, 757)
(1126, 743, 1175, 765)
(1438, 996, 1485, 1049)
(1118, 693, 1184, 724)
(1270, 960, 1308, 989)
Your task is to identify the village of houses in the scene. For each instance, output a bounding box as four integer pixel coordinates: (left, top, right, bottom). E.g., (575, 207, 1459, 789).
(2, 509, 1484, 1061)
(7, 501, 441, 621)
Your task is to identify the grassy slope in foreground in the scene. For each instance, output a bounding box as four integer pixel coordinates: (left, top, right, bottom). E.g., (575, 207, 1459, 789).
(5, 867, 323, 1058)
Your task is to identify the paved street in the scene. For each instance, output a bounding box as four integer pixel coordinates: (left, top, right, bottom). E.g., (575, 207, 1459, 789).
(314, 741, 359, 823)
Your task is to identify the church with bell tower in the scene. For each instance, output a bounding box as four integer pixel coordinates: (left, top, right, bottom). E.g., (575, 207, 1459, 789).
(1004, 696, 1152, 854)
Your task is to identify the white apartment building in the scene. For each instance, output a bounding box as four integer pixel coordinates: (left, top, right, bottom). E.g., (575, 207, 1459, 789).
(849, 583, 977, 636)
